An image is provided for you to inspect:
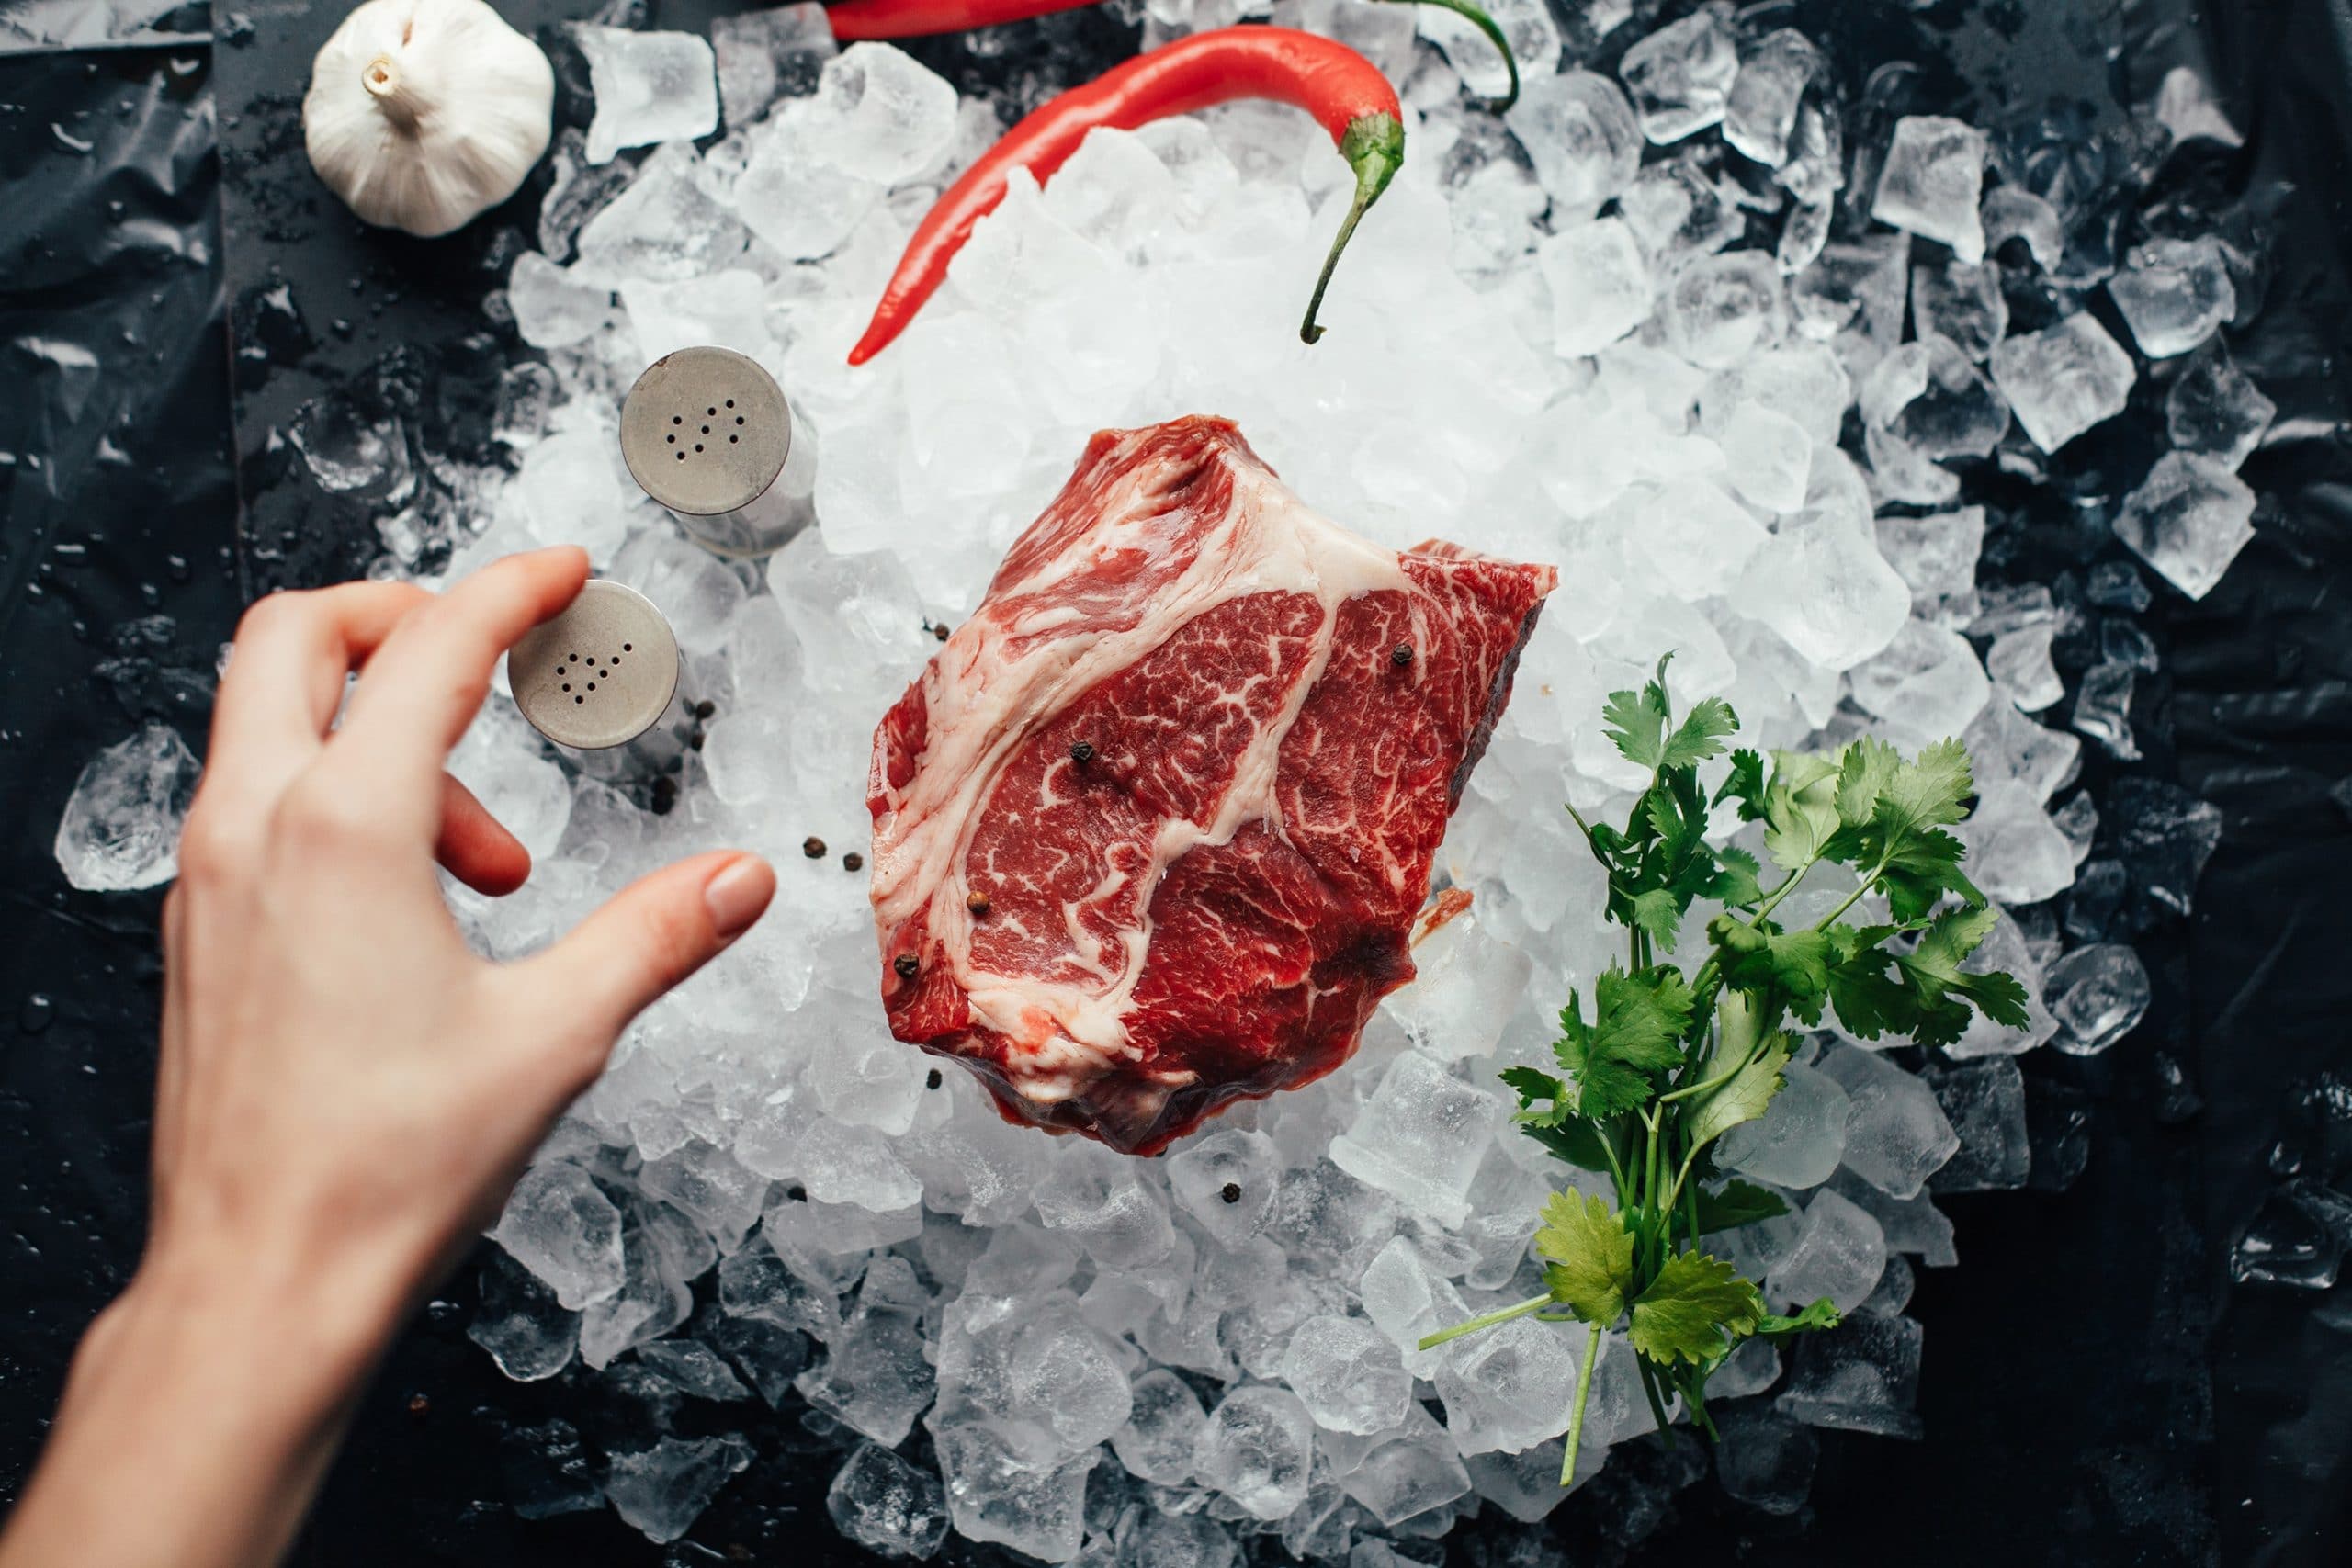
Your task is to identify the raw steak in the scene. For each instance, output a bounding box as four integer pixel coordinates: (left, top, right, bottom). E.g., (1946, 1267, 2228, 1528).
(866, 416, 1556, 1155)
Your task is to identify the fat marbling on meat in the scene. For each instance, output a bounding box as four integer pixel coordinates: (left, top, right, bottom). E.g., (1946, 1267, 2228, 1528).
(867, 415, 1556, 1155)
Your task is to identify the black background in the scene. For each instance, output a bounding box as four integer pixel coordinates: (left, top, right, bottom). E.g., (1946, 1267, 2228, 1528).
(3, 1, 2349, 1564)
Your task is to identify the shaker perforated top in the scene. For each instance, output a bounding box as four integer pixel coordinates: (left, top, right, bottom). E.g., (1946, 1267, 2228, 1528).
(618, 346, 791, 517)
(507, 581, 681, 750)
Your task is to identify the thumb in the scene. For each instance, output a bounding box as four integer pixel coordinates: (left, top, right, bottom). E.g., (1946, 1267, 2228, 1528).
(514, 850, 776, 1053)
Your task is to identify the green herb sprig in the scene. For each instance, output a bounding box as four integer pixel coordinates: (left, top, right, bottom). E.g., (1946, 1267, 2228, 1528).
(1419, 657, 2028, 1483)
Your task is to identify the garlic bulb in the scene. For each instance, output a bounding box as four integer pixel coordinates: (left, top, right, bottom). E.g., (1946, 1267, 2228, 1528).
(303, 0, 554, 239)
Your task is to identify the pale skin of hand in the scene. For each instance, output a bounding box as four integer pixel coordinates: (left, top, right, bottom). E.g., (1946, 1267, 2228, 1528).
(0, 547, 776, 1568)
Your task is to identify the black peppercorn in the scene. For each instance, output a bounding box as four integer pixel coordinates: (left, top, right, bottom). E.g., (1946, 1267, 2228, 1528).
(693, 699, 716, 720)
(1220, 1181, 1242, 1203)
(786, 1184, 807, 1202)
(1391, 644, 1414, 668)
(842, 852, 864, 872)
(1070, 740, 1095, 763)
(926, 1068, 943, 1090)
(933, 622, 951, 642)
(967, 890, 991, 917)
(803, 836, 827, 859)
(894, 953, 920, 979)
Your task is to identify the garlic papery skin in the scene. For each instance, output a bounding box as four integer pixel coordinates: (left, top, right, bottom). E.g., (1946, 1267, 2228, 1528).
(304, 0, 555, 239)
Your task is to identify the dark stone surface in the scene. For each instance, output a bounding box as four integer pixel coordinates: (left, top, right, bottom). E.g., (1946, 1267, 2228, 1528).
(2, 1, 2347, 1564)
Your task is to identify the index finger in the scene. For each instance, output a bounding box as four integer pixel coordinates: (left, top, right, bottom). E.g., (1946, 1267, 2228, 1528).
(326, 547, 590, 812)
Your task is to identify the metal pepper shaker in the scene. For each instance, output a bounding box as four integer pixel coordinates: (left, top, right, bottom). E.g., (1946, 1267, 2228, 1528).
(618, 345, 817, 558)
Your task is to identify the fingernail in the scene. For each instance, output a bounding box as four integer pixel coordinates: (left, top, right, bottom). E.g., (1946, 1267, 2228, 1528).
(704, 855, 775, 941)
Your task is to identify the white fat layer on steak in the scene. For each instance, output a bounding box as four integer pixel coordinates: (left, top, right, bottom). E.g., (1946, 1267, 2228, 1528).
(871, 428, 1419, 1103)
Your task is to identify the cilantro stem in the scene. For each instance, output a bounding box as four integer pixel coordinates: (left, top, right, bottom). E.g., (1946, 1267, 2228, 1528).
(1562, 1320, 1602, 1485)
(1416, 1292, 1552, 1349)
(1747, 858, 1817, 925)
(1809, 867, 1882, 932)
(1656, 1036, 1761, 1106)
(1635, 1352, 1676, 1443)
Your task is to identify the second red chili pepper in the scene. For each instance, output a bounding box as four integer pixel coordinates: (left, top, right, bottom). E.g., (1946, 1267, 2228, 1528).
(847, 27, 1408, 366)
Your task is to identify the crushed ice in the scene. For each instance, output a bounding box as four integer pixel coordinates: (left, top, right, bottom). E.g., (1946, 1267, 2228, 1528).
(54, 0, 2272, 1556)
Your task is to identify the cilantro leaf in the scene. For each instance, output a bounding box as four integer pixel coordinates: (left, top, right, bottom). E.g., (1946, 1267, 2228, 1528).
(1757, 1297, 1842, 1339)
(1631, 889, 1684, 955)
(1519, 1117, 1615, 1173)
(1658, 697, 1739, 771)
(1499, 1065, 1564, 1109)
(1690, 1179, 1789, 1235)
(1555, 967, 1696, 1118)
(1535, 1190, 1635, 1326)
(1713, 919, 1836, 1022)
(1629, 1251, 1764, 1364)
(1714, 748, 1768, 820)
(1684, 1035, 1792, 1149)
(1601, 675, 1670, 770)
(1705, 846, 1764, 910)
(1761, 751, 1844, 873)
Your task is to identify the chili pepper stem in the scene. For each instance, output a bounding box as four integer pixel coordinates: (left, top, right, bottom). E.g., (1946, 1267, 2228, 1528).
(1300, 112, 1405, 346)
(1378, 0, 1521, 111)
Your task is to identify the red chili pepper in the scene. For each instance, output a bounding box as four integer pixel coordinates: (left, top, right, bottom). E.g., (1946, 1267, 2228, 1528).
(847, 27, 1418, 366)
(823, 0, 1520, 114)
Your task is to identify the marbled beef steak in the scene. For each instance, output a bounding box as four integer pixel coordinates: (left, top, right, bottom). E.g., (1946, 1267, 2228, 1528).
(867, 416, 1556, 1154)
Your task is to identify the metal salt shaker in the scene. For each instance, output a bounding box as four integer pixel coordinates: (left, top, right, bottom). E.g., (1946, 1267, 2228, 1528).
(617, 345, 816, 559)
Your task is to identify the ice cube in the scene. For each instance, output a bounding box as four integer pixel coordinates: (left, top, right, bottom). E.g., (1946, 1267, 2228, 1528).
(1774, 1312, 1923, 1438)
(635, 1338, 752, 1401)
(1960, 778, 2077, 907)
(1713, 1408, 1817, 1515)
(1816, 1044, 1960, 1199)
(1767, 1187, 1885, 1314)
(712, 3, 835, 130)
(1987, 623, 2063, 711)
(2107, 235, 2236, 358)
(1465, 1436, 1596, 1520)
(1167, 1126, 1281, 1247)
(499, 1417, 603, 1520)
(1618, 152, 1741, 265)
(1724, 28, 1822, 166)
(1626, 477, 1771, 600)
(2229, 1179, 2352, 1291)
(1982, 186, 2064, 270)
(573, 26, 718, 165)
(2111, 776, 2222, 916)
(2044, 942, 2151, 1055)
(1789, 231, 1908, 362)
(1988, 312, 2136, 453)
(1860, 333, 2009, 459)
(1385, 911, 1533, 1060)
(1014, 1305, 1136, 1455)
(1744, 461, 1912, 671)
(828, 1442, 951, 1561)
(804, 1023, 928, 1135)
(1114, 1509, 1239, 1568)
(1433, 1315, 1580, 1454)
(578, 1196, 698, 1368)
(1537, 218, 1652, 357)
(1701, 342, 1852, 446)
(1360, 1235, 1473, 1377)
(1034, 1141, 1177, 1269)
(1922, 1059, 2030, 1192)
(1964, 694, 2082, 805)
(1618, 4, 1739, 144)
(1280, 1315, 1414, 1435)
(492, 1162, 626, 1309)
(1505, 71, 1643, 220)
(1871, 116, 1988, 263)
(1332, 1404, 1475, 1526)
(1114, 1368, 1209, 1486)
(1664, 251, 1787, 368)
(1909, 260, 2007, 360)
(637, 1140, 771, 1253)
(933, 1422, 1096, 1563)
(1874, 504, 1984, 625)
(717, 1233, 843, 1339)
(1193, 1384, 1317, 1519)
(611, 527, 749, 658)
(622, 269, 774, 365)
(2111, 451, 2258, 600)
(52, 721, 197, 892)
(802, 44, 958, 184)
(1328, 1050, 1502, 1227)
(469, 1249, 581, 1381)
(604, 1435, 755, 1543)
(507, 251, 614, 349)
(795, 1257, 936, 1443)
(1719, 1059, 1849, 1189)
(1718, 401, 1813, 513)
(1847, 618, 1990, 744)
(734, 107, 884, 263)
(575, 145, 748, 283)
(1416, 0, 1557, 106)
(2165, 341, 2275, 469)
(794, 1118, 922, 1213)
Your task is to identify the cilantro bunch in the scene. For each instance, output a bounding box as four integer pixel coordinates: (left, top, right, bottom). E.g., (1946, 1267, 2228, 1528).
(1418, 658, 2028, 1484)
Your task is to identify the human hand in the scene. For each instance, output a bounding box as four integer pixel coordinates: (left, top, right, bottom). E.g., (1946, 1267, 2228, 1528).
(0, 547, 775, 1568)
